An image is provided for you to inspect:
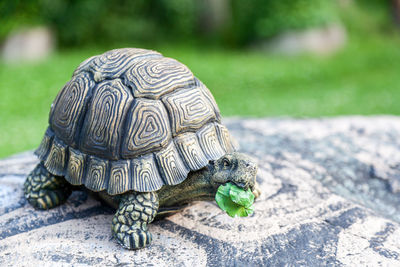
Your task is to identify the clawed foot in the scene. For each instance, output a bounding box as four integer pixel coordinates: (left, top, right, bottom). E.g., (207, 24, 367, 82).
(24, 162, 71, 210)
(111, 192, 159, 249)
(112, 224, 152, 249)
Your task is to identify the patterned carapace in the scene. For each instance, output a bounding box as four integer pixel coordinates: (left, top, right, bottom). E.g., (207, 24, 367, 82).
(36, 48, 235, 195)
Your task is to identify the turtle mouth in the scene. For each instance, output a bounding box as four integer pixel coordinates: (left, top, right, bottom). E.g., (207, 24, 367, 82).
(218, 179, 250, 191)
(232, 181, 250, 191)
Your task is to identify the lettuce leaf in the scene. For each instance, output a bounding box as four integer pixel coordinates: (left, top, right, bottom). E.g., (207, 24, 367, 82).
(215, 182, 255, 217)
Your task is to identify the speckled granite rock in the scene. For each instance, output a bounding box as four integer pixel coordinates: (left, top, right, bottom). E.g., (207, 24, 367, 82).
(1, 116, 400, 266)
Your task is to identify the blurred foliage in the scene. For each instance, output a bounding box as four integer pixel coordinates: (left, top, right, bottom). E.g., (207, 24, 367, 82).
(0, 0, 346, 46)
(340, 0, 396, 37)
(0, 0, 201, 45)
(0, 0, 43, 39)
(40, 0, 201, 46)
(229, 0, 340, 45)
(2, 0, 397, 46)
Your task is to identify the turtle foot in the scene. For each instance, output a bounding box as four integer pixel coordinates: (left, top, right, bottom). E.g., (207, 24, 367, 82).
(114, 227, 153, 250)
(24, 162, 71, 210)
(112, 192, 159, 249)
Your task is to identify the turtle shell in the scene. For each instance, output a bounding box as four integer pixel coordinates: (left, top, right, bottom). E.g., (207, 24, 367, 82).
(35, 48, 236, 195)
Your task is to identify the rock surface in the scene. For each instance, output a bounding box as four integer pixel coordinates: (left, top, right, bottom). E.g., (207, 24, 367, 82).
(1, 116, 400, 266)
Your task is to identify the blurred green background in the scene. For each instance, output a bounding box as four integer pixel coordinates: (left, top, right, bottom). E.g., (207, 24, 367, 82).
(1, 0, 400, 158)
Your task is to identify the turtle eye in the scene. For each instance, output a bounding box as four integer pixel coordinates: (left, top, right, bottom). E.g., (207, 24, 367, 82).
(222, 158, 230, 168)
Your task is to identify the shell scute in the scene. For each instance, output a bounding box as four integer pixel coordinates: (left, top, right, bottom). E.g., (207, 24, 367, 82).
(66, 147, 85, 185)
(124, 57, 195, 99)
(121, 99, 171, 158)
(85, 156, 109, 192)
(155, 142, 189, 186)
(174, 132, 208, 171)
(74, 48, 162, 81)
(162, 87, 216, 136)
(108, 160, 131, 195)
(44, 138, 67, 176)
(197, 124, 225, 160)
(80, 79, 133, 160)
(215, 123, 235, 153)
(130, 154, 163, 192)
(49, 72, 94, 146)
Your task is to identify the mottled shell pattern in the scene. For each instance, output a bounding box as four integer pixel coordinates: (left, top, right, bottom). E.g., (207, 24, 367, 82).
(35, 48, 235, 195)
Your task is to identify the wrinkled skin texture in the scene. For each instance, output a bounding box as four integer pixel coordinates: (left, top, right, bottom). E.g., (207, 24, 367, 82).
(25, 152, 259, 250)
(209, 153, 258, 191)
(157, 152, 258, 209)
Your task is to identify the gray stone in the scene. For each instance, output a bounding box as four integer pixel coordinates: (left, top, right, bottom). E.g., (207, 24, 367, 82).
(255, 24, 347, 55)
(1, 26, 55, 63)
(1, 116, 400, 266)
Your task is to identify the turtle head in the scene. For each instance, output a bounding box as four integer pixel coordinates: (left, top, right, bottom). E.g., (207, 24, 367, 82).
(157, 152, 258, 208)
(209, 152, 257, 191)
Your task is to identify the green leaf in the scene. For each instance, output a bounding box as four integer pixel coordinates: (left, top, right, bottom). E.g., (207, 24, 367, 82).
(215, 182, 255, 218)
(229, 184, 255, 208)
(235, 204, 254, 217)
(217, 182, 233, 197)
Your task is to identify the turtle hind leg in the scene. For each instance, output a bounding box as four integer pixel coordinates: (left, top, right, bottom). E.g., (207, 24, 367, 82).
(24, 162, 72, 210)
(112, 192, 159, 250)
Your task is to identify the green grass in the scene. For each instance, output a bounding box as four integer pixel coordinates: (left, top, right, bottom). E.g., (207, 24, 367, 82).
(1, 36, 400, 158)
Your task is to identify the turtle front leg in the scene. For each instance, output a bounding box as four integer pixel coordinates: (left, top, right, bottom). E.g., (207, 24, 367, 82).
(112, 192, 159, 250)
(24, 162, 72, 210)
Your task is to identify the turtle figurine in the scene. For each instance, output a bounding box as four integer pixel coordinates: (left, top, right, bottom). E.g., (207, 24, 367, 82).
(24, 48, 259, 250)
